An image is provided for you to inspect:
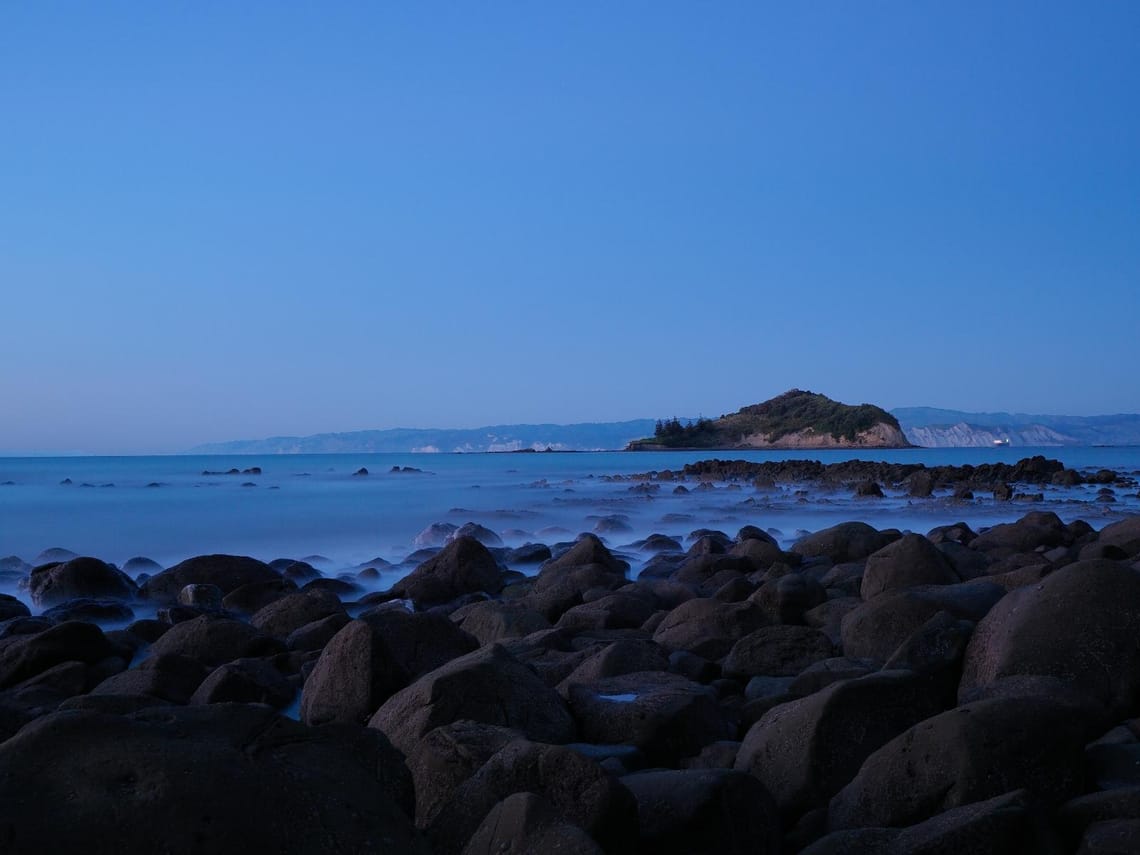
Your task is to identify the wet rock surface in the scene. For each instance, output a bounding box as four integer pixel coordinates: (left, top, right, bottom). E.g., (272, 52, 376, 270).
(0, 504, 1137, 852)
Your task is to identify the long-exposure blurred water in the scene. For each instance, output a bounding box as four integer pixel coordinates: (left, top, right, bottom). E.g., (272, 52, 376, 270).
(2, 448, 1137, 576)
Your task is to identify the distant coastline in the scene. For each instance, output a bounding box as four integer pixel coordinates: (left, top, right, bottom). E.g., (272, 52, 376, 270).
(183, 407, 1140, 457)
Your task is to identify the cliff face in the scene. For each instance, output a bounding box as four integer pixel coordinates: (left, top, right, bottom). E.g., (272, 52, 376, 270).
(893, 408, 1140, 447)
(903, 422, 1076, 448)
(739, 422, 911, 449)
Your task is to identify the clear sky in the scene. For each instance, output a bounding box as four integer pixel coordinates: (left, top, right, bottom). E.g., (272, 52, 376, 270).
(2, 2, 1138, 454)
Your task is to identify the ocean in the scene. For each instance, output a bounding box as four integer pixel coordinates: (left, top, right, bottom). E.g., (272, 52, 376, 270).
(2, 447, 1137, 579)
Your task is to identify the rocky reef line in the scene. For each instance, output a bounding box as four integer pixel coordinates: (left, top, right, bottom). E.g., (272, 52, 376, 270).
(618, 454, 1135, 501)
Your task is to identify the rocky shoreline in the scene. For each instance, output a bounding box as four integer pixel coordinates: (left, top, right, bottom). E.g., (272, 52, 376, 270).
(0, 505, 1139, 852)
(618, 454, 1138, 501)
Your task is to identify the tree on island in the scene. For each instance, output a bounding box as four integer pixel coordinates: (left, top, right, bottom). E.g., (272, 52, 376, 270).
(653, 417, 715, 443)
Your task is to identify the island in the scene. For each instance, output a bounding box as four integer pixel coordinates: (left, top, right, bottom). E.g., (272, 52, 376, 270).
(626, 389, 912, 450)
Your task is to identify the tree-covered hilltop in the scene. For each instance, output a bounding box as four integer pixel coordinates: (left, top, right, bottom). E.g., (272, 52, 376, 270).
(628, 390, 909, 450)
(733, 390, 903, 442)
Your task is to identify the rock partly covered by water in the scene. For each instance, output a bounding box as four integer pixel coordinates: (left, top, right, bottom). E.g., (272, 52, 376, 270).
(648, 454, 1080, 491)
(0, 510, 1137, 851)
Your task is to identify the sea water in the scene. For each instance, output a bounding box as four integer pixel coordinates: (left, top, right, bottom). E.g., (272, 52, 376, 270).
(1, 447, 1137, 577)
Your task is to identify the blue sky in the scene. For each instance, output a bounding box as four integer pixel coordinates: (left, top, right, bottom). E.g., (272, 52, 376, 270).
(2, 2, 1138, 453)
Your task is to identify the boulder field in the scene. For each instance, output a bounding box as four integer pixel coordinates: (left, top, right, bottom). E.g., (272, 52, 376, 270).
(0, 514, 1139, 852)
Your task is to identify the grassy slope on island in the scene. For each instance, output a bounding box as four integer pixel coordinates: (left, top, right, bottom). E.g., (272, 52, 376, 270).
(628, 390, 906, 449)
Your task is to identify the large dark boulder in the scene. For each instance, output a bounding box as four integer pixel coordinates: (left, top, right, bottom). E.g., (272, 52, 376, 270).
(882, 610, 974, 678)
(369, 644, 576, 756)
(1060, 787, 1140, 848)
(789, 657, 878, 696)
(505, 542, 554, 565)
(735, 670, 948, 817)
(860, 534, 959, 600)
(428, 739, 637, 855)
(0, 594, 30, 622)
(558, 640, 670, 693)
(525, 565, 631, 622)
(286, 613, 350, 652)
(144, 615, 283, 667)
(803, 789, 1062, 855)
(451, 600, 551, 645)
(928, 521, 979, 546)
(543, 533, 629, 575)
(523, 536, 630, 621)
(652, 599, 768, 660)
(828, 695, 1099, 830)
(622, 768, 781, 855)
(0, 621, 116, 690)
(0, 704, 427, 854)
(300, 619, 404, 726)
(557, 592, 657, 632)
(221, 578, 298, 614)
(190, 657, 295, 708)
(751, 572, 828, 625)
(804, 597, 861, 645)
(391, 536, 504, 607)
(448, 522, 503, 547)
(59, 693, 173, 716)
(462, 792, 603, 855)
(566, 670, 732, 767)
(27, 557, 136, 607)
(1078, 819, 1140, 854)
(970, 511, 1071, 554)
(362, 607, 480, 678)
(41, 598, 134, 624)
(959, 559, 1140, 718)
(671, 554, 742, 588)
(1098, 515, 1140, 557)
(405, 721, 523, 828)
(640, 533, 685, 553)
(301, 610, 477, 726)
(140, 554, 281, 605)
(0, 659, 93, 717)
(91, 653, 208, 704)
(792, 523, 894, 564)
(729, 538, 783, 571)
(250, 589, 346, 639)
(840, 582, 1004, 662)
(722, 625, 834, 678)
(936, 541, 993, 581)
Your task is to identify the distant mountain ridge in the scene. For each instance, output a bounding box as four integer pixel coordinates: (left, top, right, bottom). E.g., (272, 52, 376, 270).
(189, 405, 1140, 454)
(189, 420, 658, 454)
(891, 407, 1140, 447)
